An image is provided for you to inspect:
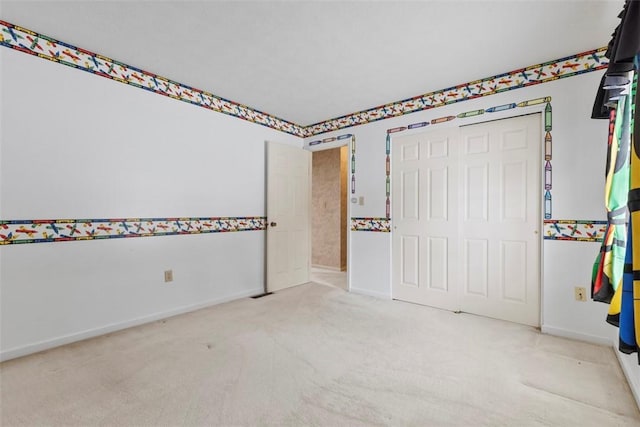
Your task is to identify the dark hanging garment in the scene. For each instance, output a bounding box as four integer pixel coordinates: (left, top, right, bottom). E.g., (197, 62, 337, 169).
(591, 0, 640, 119)
(613, 0, 640, 64)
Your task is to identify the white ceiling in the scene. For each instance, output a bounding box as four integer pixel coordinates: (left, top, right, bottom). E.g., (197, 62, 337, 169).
(0, 0, 624, 126)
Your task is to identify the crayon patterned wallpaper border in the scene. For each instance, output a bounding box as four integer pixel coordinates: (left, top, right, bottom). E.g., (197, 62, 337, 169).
(350, 218, 606, 239)
(385, 95, 554, 220)
(543, 219, 607, 242)
(351, 218, 391, 233)
(305, 48, 607, 136)
(0, 21, 304, 137)
(1, 20, 607, 138)
(0, 21, 611, 241)
(307, 134, 357, 194)
(0, 217, 266, 245)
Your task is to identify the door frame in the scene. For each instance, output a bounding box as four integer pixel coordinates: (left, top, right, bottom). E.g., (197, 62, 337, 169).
(389, 108, 547, 325)
(306, 137, 354, 292)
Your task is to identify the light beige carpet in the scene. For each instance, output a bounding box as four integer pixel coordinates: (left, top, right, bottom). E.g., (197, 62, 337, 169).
(311, 267, 348, 290)
(1, 283, 638, 426)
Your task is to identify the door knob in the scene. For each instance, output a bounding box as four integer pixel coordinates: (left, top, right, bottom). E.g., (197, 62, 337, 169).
(270, 222, 277, 227)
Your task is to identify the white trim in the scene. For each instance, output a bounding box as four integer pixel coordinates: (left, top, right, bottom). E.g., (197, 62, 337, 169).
(614, 348, 640, 410)
(346, 137, 352, 293)
(541, 325, 612, 346)
(350, 286, 391, 299)
(0, 288, 262, 362)
(307, 137, 352, 292)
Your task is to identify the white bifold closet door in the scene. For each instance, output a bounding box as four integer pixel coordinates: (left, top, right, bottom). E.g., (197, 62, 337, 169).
(392, 114, 541, 327)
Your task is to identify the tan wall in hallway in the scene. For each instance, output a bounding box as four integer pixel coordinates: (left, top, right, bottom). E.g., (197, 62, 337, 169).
(339, 145, 347, 270)
(312, 147, 347, 270)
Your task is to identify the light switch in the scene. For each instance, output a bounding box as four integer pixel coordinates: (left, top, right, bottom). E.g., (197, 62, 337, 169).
(358, 196, 364, 206)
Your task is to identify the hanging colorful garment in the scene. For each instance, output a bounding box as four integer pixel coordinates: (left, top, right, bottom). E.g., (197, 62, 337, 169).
(616, 223, 638, 357)
(627, 64, 640, 363)
(593, 110, 618, 301)
(591, 1, 640, 365)
(592, 93, 632, 304)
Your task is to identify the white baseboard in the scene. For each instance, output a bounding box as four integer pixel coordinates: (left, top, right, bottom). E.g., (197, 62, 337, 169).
(614, 346, 640, 411)
(540, 325, 612, 346)
(349, 286, 391, 299)
(0, 288, 262, 362)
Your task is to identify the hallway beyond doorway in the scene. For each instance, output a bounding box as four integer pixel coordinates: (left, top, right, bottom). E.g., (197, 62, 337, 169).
(311, 266, 347, 291)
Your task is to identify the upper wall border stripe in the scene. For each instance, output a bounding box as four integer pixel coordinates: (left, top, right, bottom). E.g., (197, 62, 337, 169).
(0, 20, 305, 137)
(302, 48, 609, 137)
(0, 20, 608, 138)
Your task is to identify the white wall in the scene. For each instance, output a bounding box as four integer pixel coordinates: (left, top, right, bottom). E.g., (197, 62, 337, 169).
(0, 47, 302, 360)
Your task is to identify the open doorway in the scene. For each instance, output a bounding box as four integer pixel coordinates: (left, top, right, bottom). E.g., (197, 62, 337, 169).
(311, 146, 348, 290)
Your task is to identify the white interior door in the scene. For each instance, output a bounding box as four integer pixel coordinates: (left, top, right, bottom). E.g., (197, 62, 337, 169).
(266, 141, 311, 293)
(392, 114, 541, 327)
(459, 114, 541, 326)
(392, 129, 460, 311)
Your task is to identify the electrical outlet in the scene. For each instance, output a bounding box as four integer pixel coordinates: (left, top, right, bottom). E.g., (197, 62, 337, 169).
(574, 286, 587, 302)
(164, 270, 173, 282)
